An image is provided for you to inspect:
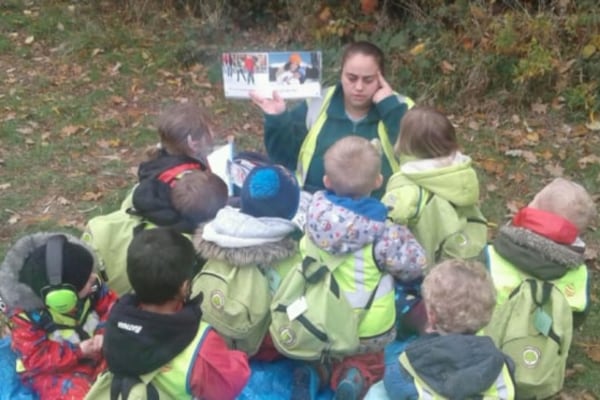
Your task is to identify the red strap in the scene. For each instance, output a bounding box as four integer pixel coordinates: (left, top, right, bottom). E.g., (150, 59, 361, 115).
(157, 163, 201, 187)
(512, 207, 579, 244)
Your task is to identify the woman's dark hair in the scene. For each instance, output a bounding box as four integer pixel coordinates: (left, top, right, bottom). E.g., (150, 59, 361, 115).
(341, 41, 385, 76)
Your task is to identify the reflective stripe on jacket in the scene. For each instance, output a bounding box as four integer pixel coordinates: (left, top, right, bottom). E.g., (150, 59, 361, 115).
(296, 86, 413, 186)
(151, 321, 211, 398)
(301, 237, 395, 338)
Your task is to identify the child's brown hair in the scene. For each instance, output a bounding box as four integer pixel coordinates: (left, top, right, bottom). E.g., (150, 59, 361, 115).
(324, 135, 382, 198)
(157, 102, 214, 160)
(423, 259, 496, 334)
(395, 106, 458, 159)
(171, 171, 228, 224)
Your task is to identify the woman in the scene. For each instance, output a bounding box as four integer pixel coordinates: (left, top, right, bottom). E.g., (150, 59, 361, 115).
(250, 41, 414, 199)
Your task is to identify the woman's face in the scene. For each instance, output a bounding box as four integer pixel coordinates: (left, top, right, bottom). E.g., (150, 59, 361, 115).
(341, 53, 381, 111)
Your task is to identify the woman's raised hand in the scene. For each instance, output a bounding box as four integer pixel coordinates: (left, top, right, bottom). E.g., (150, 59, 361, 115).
(372, 72, 394, 104)
(249, 90, 286, 115)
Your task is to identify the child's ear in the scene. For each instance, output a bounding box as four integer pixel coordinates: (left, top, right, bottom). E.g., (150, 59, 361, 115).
(373, 173, 383, 190)
(178, 280, 191, 300)
(323, 175, 333, 190)
(425, 305, 436, 332)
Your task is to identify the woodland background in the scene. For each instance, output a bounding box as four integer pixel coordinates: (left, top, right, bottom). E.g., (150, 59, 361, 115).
(0, 0, 599, 397)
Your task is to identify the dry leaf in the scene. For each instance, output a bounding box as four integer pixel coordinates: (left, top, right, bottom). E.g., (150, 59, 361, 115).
(585, 120, 600, 131)
(461, 37, 474, 50)
(81, 191, 103, 201)
(531, 102, 548, 115)
(16, 127, 33, 135)
(57, 196, 71, 206)
(360, 0, 378, 14)
(481, 159, 505, 175)
(409, 43, 425, 56)
(505, 149, 538, 164)
(25, 138, 35, 145)
(584, 246, 598, 261)
(506, 200, 521, 215)
(578, 154, 600, 169)
(8, 214, 20, 225)
(511, 114, 520, 124)
(440, 60, 455, 74)
(541, 149, 553, 160)
(486, 183, 497, 192)
(559, 59, 576, 74)
(585, 345, 600, 362)
(111, 62, 122, 75)
(544, 163, 564, 177)
(91, 48, 103, 57)
(61, 125, 81, 137)
(24, 35, 34, 44)
(581, 44, 597, 59)
(0, 183, 11, 190)
(510, 172, 526, 183)
(468, 121, 480, 130)
(525, 131, 539, 144)
(111, 95, 126, 105)
(318, 6, 332, 22)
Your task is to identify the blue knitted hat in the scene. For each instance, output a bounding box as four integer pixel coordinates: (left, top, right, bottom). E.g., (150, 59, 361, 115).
(241, 165, 300, 220)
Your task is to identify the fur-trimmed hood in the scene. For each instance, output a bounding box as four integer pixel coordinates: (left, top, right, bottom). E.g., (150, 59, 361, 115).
(0, 232, 100, 313)
(193, 207, 299, 268)
(493, 225, 584, 280)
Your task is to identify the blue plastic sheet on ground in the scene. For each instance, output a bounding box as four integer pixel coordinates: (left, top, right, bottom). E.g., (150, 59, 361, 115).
(0, 335, 414, 400)
(0, 337, 38, 400)
(239, 338, 416, 400)
(238, 358, 334, 400)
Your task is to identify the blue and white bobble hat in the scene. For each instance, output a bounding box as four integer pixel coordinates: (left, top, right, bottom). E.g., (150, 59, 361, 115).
(240, 165, 300, 220)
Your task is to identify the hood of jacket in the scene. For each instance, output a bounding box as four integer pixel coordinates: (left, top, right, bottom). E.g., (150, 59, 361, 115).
(104, 294, 203, 376)
(305, 191, 386, 255)
(405, 334, 509, 398)
(492, 225, 584, 280)
(396, 152, 479, 207)
(0, 232, 100, 313)
(193, 207, 299, 267)
(131, 153, 206, 233)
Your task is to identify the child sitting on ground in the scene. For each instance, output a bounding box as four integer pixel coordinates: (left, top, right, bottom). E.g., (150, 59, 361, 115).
(484, 177, 596, 322)
(384, 259, 516, 399)
(482, 178, 596, 399)
(121, 101, 215, 217)
(193, 164, 302, 359)
(0, 233, 118, 399)
(83, 169, 228, 295)
(382, 106, 487, 266)
(97, 227, 250, 400)
(291, 135, 427, 400)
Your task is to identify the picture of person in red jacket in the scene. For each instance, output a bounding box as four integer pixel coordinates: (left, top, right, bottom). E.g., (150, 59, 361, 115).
(245, 54, 256, 85)
(0, 232, 118, 400)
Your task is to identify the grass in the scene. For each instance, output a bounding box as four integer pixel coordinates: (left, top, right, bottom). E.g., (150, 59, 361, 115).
(1, 1, 599, 397)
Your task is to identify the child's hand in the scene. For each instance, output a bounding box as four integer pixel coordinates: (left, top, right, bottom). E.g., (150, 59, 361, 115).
(372, 72, 394, 103)
(79, 335, 103, 357)
(250, 90, 286, 115)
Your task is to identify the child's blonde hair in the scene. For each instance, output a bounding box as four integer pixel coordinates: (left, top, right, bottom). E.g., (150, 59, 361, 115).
(423, 259, 496, 334)
(171, 171, 228, 224)
(528, 178, 596, 233)
(324, 135, 381, 198)
(395, 106, 458, 158)
(157, 102, 214, 160)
